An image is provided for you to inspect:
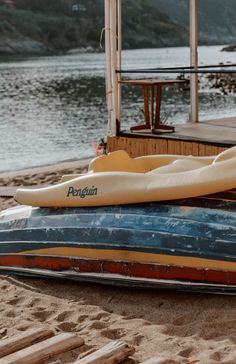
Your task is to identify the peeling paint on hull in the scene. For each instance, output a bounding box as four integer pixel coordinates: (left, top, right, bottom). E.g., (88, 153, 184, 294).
(0, 190, 235, 294)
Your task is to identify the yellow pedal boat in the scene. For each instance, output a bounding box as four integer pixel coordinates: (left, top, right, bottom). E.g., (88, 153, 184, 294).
(15, 146, 236, 207)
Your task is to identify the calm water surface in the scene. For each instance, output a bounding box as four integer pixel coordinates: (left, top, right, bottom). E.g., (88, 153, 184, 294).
(1, 45, 236, 171)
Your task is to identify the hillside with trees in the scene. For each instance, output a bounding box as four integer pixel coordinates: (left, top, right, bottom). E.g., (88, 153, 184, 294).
(1, 0, 235, 56)
(0, 0, 187, 55)
(149, 0, 236, 45)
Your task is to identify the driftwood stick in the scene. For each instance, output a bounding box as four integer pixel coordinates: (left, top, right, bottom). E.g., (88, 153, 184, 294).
(0, 327, 54, 358)
(74, 340, 135, 364)
(1, 332, 84, 364)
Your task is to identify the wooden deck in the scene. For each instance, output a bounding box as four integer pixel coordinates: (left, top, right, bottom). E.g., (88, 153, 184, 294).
(108, 117, 236, 157)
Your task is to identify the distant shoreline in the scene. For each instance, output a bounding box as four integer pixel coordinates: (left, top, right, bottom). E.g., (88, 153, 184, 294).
(0, 40, 231, 59)
(0, 38, 102, 58)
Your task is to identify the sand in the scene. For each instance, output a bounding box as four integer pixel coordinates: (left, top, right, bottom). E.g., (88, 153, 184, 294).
(0, 161, 236, 364)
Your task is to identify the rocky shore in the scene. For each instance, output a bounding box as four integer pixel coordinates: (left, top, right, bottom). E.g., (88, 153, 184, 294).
(208, 73, 236, 94)
(0, 37, 50, 56)
(0, 37, 100, 56)
(221, 45, 236, 52)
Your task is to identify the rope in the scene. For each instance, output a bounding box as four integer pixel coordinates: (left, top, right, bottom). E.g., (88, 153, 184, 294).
(99, 27, 118, 50)
(99, 27, 106, 50)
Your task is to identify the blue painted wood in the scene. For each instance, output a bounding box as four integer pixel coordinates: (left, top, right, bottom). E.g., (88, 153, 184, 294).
(0, 217, 235, 245)
(0, 199, 235, 258)
(0, 191, 235, 293)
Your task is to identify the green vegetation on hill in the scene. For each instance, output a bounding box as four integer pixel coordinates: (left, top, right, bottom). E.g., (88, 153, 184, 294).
(149, 0, 236, 45)
(0, 0, 187, 55)
(0, 0, 104, 52)
(1, 0, 236, 56)
(122, 0, 187, 49)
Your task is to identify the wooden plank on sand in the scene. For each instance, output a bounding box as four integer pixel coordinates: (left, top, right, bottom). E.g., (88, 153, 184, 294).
(0, 327, 54, 358)
(74, 340, 135, 364)
(0, 332, 84, 364)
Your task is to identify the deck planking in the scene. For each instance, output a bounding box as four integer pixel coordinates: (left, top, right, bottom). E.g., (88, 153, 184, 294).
(122, 117, 236, 146)
(108, 117, 236, 156)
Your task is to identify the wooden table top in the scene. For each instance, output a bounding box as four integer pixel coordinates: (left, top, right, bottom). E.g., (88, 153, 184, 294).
(119, 79, 187, 86)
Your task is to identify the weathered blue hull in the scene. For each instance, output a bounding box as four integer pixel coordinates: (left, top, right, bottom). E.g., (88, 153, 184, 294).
(0, 190, 235, 294)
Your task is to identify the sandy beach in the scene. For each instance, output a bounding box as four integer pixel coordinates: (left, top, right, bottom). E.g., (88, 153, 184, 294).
(0, 161, 236, 364)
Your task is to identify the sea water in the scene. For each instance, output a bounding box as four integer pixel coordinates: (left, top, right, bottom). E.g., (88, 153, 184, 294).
(0, 45, 236, 172)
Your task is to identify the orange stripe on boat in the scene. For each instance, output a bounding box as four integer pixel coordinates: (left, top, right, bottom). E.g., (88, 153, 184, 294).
(19, 247, 236, 272)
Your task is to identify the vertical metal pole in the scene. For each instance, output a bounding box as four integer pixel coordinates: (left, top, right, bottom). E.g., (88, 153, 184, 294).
(189, 0, 199, 123)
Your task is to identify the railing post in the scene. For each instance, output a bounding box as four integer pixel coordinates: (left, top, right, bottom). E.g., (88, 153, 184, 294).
(110, 0, 118, 136)
(117, 0, 122, 124)
(105, 0, 112, 133)
(189, 0, 199, 123)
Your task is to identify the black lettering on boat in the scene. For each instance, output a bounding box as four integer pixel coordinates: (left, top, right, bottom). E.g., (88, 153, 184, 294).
(67, 186, 98, 198)
(67, 187, 74, 197)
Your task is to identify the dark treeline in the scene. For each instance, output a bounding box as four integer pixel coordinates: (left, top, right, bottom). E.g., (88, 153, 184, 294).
(0, 0, 187, 55)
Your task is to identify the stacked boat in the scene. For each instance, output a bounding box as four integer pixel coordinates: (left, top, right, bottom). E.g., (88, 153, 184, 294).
(0, 147, 235, 294)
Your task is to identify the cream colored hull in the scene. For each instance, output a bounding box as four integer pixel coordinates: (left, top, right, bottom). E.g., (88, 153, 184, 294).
(15, 147, 236, 207)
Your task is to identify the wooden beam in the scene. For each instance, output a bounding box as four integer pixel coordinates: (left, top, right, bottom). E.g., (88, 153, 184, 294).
(189, 0, 199, 123)
(74, 341, 135, 364)
(0, 328, 54, 358)
(117, 0, 122, 122)
(105, 0, 113, 132)
(1, 333, 84, 364)
(110, 0, 118, 136)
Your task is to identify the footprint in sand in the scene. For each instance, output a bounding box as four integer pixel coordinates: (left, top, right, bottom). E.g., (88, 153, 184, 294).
(200, 320, 236, 340)
(172, 314, 195, 326)
(0, 283, 9, 291)
(55, 311, 75, 322)
(101, 327, 127, 340)
(57, 322, 77, 332)
(129, 333, 144, 346)
(6, 296, 25, 306)
(15, 323, 32, 331)
(5, 310, 16, 318)
(32, 309, 54, 322)
(209, 346, 232, 362)
(178, 346, 194, 358)
(90, 312, 111, 321)
(77, 314, 89, 323)
(26, 298, 42, 307)
(89, 321, 108, 330)
(210, 351, 224, 362)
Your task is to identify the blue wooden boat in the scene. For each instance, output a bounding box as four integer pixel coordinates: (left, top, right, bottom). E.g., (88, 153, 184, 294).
(0, 189, 235, 294)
